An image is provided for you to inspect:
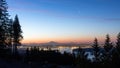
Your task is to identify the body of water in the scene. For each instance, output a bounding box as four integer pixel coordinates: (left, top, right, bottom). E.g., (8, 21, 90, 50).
(17, 45, 94, 60)
(17, 45, 79, 54)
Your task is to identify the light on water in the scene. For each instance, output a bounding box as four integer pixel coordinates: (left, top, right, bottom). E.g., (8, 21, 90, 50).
(17, 45, 79, 54)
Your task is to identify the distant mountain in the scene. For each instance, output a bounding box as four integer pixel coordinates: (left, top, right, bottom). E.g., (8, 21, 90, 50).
(23, 41, 91, 47)
(44, 41, 81, 46)
(42, 41, 60, 46)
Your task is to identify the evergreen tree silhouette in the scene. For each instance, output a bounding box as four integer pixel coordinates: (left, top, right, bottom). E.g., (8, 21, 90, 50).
(116, 32, 120, 56)
(12, 15, 23, 55)
(0, 0, 11, 57)
(0, 0, 10, 48)
(112, 32, 120, 67)
(104, 34, 113, 52)
(92, 38, 101, 63)
(103, 34, 113, 66)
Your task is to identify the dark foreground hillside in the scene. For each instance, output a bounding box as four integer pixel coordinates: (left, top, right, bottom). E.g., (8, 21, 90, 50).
(0, 58, 73, 68)
(0, 44, 120, 68)
(0, 48, 75, 68)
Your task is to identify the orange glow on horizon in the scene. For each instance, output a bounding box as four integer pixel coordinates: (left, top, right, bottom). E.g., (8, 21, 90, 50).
(22, 37, 91, 43)
(21, 35, 117, 44)
(21, 37, 100, 44)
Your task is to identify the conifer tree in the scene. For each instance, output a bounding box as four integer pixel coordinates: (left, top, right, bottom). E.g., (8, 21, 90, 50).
(111, 32, 120, 67)
(104, 34, 113, 52)
(13, 15, 23, 46)
(116, 32, 120, 55)
(12, 15, 23, 54)
(103, 34, 113, 64)
(92, 38, 100, 62)
(0, 0, 10, 48)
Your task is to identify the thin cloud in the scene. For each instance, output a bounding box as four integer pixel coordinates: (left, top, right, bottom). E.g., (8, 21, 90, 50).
(8, 7, 120, 22)
(103, 18, 120, 21)
(9, 7, 48, 13)
(77, 16, 120, 22)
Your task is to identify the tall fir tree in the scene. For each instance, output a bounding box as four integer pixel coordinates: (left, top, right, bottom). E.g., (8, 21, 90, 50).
(111, 32, 120, 67)
(92, 38, 101, 62)
(13, 15, 23, 45)
(103, 34, 113, 64)
(0, 0, 10, 48)
(116, 32, 120, 55)
(12, 15, 23, 54)
(104, 34, 113, 52)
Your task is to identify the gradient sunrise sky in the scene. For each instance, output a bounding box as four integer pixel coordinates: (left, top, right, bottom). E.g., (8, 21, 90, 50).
(7, 0, 120, 43)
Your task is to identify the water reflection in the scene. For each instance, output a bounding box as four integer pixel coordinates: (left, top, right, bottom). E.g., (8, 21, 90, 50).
(17, 46, 79, 54)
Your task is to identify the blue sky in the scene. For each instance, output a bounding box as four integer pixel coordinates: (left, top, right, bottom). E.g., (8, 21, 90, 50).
(7, 0, 120, 43)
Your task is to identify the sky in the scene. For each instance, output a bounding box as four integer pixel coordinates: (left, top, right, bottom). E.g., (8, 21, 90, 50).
(6, 0, 120, 43)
